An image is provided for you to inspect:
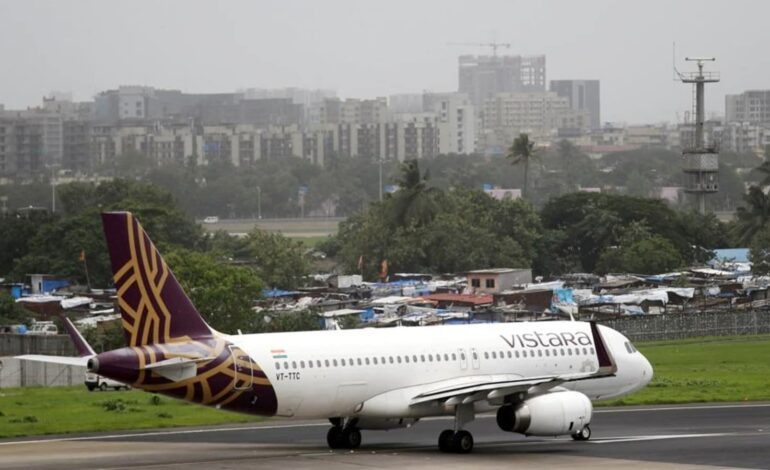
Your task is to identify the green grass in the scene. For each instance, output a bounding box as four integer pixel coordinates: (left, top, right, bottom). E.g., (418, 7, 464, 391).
(603, 334, 770, 406)
(2, 335, 768, 438)
(0, 387, 257, 439)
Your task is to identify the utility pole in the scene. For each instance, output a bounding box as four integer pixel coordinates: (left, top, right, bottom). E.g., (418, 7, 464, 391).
(378, 158, 383, 202)
(256, 186, 262, 219)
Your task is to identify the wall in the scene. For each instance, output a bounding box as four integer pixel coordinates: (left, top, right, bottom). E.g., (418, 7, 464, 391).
(0, 334, 76, 356)
(0, 357, 86, 388)
(603, 310, 770, 342)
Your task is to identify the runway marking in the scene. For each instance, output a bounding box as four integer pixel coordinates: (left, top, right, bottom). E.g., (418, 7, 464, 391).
(0, 402, 767, 447)
(595, 403, 770, 413)
(588, 433, 734, 444)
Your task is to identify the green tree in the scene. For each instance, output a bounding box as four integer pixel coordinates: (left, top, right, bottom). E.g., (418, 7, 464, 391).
(507, 133, 537, 200)
(164, 248, 264, 334)
(749, 225, 770, 275)
(732, 186, 770, 245)
(391, 160, 441, 227)
(214, 229, 309, 289)
(0, 291, 32, 325)
(11, 179, 205, 286)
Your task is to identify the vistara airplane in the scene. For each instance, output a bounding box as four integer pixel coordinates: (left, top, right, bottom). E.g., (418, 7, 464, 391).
(18, 212, 653, 453)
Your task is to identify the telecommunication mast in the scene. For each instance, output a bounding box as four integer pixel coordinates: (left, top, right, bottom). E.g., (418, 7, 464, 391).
(679, 57, 720, 214)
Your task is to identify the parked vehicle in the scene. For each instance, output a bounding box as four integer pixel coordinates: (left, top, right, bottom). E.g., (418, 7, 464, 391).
(85, 372, 130, 391)
(27, 321, 58, 335)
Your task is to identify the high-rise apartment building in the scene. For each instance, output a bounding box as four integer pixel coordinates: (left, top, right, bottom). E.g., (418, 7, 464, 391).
(423, 92, 476, 155)
(550, 80, 601, 130)
(725, 90, 770, 124)
(458, 55, 546, 108)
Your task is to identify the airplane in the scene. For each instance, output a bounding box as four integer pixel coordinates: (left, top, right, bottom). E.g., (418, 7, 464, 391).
(19, 212, 653, 454)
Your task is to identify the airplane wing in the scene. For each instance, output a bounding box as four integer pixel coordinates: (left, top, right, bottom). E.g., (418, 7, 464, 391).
(15, 355, 91, 367)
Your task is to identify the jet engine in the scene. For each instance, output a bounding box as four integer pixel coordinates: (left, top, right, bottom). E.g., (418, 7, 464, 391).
(496, 391, 592, 436)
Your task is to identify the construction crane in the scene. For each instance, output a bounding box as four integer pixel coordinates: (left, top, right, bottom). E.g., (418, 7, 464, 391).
(448, 42, 512, 57)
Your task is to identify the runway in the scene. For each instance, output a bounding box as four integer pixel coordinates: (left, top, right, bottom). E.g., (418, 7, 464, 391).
(1, 403, 769, 469)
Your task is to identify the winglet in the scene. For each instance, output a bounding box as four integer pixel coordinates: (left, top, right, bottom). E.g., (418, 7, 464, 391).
(590, 321, 617, 375)
(60, 316, 95, 357)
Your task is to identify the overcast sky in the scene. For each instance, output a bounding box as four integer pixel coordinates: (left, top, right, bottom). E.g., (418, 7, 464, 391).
(0, 0, 767, 124)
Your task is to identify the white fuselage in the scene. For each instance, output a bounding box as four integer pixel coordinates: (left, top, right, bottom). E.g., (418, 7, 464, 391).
(228, 321, 652, 419)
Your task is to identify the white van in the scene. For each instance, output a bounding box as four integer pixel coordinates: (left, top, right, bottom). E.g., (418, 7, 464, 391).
(203, 216, 219, 224)
(85, 372, 130, 391)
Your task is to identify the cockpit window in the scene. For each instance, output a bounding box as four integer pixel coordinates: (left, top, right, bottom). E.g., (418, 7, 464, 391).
(624, 341, 638, 353)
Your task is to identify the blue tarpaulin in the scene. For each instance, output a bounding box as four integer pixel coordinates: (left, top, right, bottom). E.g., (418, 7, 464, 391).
(262, 288, 300, 298)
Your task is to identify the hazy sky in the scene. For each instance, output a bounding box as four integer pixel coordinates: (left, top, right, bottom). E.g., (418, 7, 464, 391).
(0, 0, 767, 123)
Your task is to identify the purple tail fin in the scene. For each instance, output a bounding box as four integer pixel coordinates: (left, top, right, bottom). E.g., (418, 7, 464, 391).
(101, 212, 212, 347)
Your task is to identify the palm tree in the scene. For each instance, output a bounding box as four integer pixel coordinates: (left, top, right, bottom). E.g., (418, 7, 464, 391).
(506, 133, 536, 200)
(391, 160, 440, 226)
(755, 160, 770, 188)
(733, 185, 770, 245)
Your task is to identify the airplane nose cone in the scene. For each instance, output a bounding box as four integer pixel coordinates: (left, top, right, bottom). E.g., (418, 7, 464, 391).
(641, 355, 654, 386)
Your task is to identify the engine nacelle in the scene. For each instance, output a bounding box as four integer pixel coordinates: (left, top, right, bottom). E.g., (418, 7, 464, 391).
(496, 391, 592, 436)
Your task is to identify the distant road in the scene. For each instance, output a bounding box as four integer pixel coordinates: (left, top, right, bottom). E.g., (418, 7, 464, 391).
(199, 217, 345, 238)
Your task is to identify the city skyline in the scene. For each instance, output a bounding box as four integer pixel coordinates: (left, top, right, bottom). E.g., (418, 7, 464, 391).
(1, 0, 768, 124)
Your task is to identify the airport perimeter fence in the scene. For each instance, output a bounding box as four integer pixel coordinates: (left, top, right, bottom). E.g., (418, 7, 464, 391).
(604, 310, 770, 342)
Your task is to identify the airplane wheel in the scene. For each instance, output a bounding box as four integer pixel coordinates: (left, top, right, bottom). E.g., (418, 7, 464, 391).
(438, 429, 454, 453)
(342, 428, 362, 449)
(99, 382, 108, 391)
(572, 425, 591, 441)
(327, 426, 344, 449)
(452, 430, 474, 454)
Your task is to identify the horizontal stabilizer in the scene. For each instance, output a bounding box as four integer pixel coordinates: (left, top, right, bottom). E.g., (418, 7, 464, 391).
(15, 355, 91, 367)
(143, 356, 216, 382)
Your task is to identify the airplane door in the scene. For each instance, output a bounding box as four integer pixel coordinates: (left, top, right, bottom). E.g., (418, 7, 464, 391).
(470, 348, 480, 369)
(458, 349, 467, 370)
(228, 345, 254, 391)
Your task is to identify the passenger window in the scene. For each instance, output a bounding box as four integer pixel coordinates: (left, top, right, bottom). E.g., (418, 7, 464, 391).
(373, 357, 378, 365)
(515, 351, 520, 358)
(284, 361, 289, 369)
(507, 351, 512, 358)
(332, 359, 338, 367)
(389, 356, 394, 364)
(491, 351, 496, 359)
(300, 361, 305, 368)
(413, 355, 418, 362)
(436, 354, 441, 362)
(275, 362, 280, 370)
(444, 353, 449, 361)
(341, 359, 346, 366)
(317, 360, 322, 368)
(590, 347, 595, 355)
(397, 356, 402, 364)
(484, 352, 489, 359)
(452, 353, 457, 360)
(309, 361, 314, 368)
(365, 358, 370, 365)
(568, 349, 572, 356)
(537, 350, 542, 357)
(428, 354, 433, 362)
(421, 355, 426, 362)
(545, 350, 550, 357)
(582, 347, 588, 355)
(357, 358, 362, 366)
(292, 361, 297, 369)
(325, 359, 330, 367)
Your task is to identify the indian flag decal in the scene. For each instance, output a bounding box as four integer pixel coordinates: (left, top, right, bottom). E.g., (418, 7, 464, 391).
(271, 349, 287, 359)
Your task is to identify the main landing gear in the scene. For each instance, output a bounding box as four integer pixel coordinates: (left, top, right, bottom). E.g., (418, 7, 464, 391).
(327, 418, 362, 450)
(438, 403, 475, 454)
(571, 424, 591, 441)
